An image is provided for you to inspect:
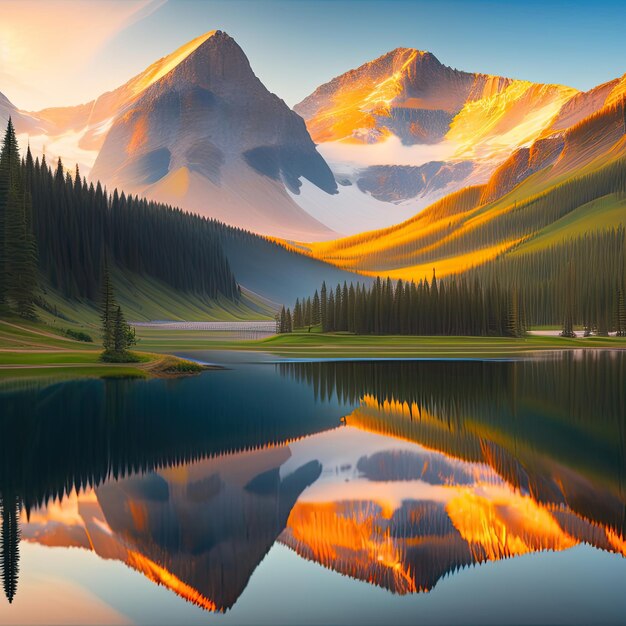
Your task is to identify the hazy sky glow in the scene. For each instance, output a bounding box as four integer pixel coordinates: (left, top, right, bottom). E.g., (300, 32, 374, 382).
(2, 0, 626, 110)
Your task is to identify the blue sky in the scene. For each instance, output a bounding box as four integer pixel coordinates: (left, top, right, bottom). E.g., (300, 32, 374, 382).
(3, 0, 626, 109)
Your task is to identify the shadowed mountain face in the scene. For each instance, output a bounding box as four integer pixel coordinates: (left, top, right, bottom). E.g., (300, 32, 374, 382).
(3, 354, 625, 612)
(90, 31, 337, 240)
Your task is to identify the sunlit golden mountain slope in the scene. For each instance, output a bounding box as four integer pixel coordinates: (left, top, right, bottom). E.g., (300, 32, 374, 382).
(293, 92, 626, 281)
(295, 47, 575, 157)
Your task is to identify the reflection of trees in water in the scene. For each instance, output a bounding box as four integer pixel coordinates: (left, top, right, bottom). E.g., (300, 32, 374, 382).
(0, 377, 340, 512)
(279, 352, 626, 426)
(279, 352, 626, 537)
(0, 495, 20, 603)
(0, 374, 342, 604)
(1, 355, 625, 607)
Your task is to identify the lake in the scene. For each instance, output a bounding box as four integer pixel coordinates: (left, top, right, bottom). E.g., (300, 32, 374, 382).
(1, 351, 625, 625)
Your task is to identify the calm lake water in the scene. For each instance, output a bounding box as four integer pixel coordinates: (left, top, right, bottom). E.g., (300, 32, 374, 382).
(1, 351, 625, 625)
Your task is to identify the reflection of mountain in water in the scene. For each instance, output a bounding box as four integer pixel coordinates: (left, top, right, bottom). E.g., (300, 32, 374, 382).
(280, 354, 626, 537)
(3, 353, 626, 609)
(279, 438, 626, 595)
(0, 367, 346, 604)
(23, 446, 322, 611)
(0, 369, 346, 510)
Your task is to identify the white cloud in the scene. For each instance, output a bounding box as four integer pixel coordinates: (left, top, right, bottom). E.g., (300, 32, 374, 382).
(317, 135, 459, 169)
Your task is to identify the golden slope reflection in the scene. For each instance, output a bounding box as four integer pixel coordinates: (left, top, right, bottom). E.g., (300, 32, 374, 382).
(279, 418, 626, 595)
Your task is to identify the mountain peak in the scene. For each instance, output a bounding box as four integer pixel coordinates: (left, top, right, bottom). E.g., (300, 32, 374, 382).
(376, 46, 436, 62)
(126, 29, 256, 98)
(90, 27, 338, 240)
(293, 46, 469, 144)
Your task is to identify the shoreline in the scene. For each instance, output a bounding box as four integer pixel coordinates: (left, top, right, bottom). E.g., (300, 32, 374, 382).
(3, 319, 626, 380)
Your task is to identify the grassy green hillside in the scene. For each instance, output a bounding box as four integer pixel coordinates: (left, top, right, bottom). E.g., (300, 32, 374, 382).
(510, 192, 626, 255)
(32, 265, 274, 334)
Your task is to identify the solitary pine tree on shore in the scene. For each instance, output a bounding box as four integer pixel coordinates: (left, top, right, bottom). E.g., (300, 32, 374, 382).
(100, 264, 136, 359)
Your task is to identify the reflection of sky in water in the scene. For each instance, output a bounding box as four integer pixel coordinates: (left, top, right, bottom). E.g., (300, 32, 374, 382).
(1, 354, 625, 625)
(10, 543, 626, 625)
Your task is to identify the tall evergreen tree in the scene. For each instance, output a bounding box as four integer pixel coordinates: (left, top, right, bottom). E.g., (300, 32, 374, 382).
(312, 290, 320, 325)
(320, 282, 328, 331)
(113, 306, 132, 353)
(0, 118, 38, 317)
(100, 261, 115, 352)
(0, 494, 20, 604)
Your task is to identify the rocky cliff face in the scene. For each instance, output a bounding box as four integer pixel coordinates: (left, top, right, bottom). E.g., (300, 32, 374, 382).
(294, 47, 574, 153)
(356, 161, 475, 202)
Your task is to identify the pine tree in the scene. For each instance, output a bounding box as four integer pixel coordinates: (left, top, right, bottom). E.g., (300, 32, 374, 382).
(293, 298, 302, 329)
(285, 308, 293, 333)
(312, 290, 320, 325)
(616, 287, 626, 337)
(113, 306, 128, 353)
(0, 120, 17, 312)
(100, 261, 115, 352)
(0, 494, 20, 604)
(0, 118, 38, 316)
(320, 282, 328, 331)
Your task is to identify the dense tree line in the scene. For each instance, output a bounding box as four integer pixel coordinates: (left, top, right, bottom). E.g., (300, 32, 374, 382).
(286, 273, 524, 336)
(0, 119, 240, 308)
(30, 155, 239, 302)
(0, 120, 38, 318)
(465, 226, 626, 333)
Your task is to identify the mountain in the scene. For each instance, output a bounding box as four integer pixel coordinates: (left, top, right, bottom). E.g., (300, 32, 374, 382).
(294, 80, 626, 327)
(292, 48, 579, 234)
(5, 31, 338, 240)
(89, 30, 338, 240)
(7, 33, 232, 172)
(0, 91, 41, 135)
(20, 416, 626, 608)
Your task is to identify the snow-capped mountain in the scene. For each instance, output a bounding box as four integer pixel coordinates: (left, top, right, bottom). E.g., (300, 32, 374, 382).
(6, 31, 339, 241)
(291, 47, 584, 234)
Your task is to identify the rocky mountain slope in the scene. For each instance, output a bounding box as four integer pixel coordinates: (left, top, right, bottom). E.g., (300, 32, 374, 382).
(88, 31, 337, 240)
(292, 48, 583, 232)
